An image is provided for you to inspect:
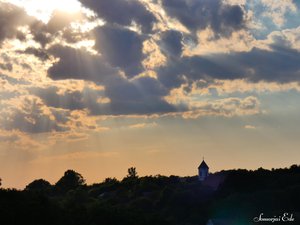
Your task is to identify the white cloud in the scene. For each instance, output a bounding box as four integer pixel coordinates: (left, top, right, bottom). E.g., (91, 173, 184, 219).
(261, 0, 296, 27)
(128, 122, 158, 129)
(244, 125, 257, 130)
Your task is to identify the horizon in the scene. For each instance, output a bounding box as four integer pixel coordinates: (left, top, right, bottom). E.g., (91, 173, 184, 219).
(3, 162, 298, 189)
(1, 0, 300, 189)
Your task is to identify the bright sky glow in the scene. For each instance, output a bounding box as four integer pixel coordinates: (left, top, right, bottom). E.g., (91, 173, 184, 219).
(7, 0, 82, 22)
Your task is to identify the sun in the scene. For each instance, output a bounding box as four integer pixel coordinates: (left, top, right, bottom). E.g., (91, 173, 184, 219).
(7, 0, 82, 23)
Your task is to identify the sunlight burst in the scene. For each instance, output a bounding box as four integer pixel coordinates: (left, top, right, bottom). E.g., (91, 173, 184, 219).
(8, 0, 82, 23)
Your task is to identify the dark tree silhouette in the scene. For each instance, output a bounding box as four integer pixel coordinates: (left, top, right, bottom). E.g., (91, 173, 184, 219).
(25, 179, 51, 192)
(0, 166, 300, 225)
(55, 170, 85, 193)
(104, 177, 118, 183)
(127, 167, 138, 178)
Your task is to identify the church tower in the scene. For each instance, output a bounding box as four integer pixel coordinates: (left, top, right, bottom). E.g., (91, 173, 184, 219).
(198, 159, 209, 181)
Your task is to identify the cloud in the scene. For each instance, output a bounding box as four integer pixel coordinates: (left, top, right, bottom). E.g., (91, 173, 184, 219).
(18, 47, 50, 61)
(0, 129, 45, 151)
(29, 10, 86, 47)
(186, 29, 255, 55)
(0, 130, 20, 142)
(0, 2, 33, 44)
(261, 27, 300, 51)
(46, 10, 83, 34)
(0, 95, 68, 133)
(128, 122, 158, 129)
(79, 0, 157, 33)
(159, 30, 184, 58)
(260, 0, 296, 27)
(31, 86, 88, 110)
(1, 0, 299, 132)
(48, 45, 118, 82)
(0, 83, 108, 144)
(201, 79, 300, 95)
(158, 40, 300, 89)
(157, 26, 300, 90)
(101, 75, 177, 115)
(0, 63, 13, 71)
(44, 24, 300, 117)
(45, 43, 176, 115)
(180, 96, 261, 119)
(47, 131, 89, 143)
(244, 125, 257, 130)
(93, 25, 145, 78)
(221, 46, 300, 83)
(161, 0, 246, 37)
(30, 84, 111, 115)
(0, 74, 28, 101)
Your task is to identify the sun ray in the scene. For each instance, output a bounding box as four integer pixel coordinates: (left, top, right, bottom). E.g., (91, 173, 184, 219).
(6, 0, 82, 23)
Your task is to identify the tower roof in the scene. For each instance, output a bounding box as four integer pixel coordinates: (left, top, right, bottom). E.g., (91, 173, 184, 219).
(198, 160, 209, 169)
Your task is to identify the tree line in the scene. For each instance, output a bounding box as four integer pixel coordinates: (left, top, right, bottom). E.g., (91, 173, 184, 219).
(0, 166, 300, 225)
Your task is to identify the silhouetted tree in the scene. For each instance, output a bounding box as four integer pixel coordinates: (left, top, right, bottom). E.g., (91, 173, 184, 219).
(104, 177, 118, 183)
(1, 165, 300, 225)
(25, 179, 51, 192)
(55, 170, 85, 193)
(127, 167, 138, 178)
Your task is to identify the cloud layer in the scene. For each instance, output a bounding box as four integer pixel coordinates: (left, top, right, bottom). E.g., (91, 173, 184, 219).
(0, 0, 300, 140)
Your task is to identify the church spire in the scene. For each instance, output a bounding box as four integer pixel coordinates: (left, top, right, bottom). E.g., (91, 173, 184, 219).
(198, 159, 209, 181)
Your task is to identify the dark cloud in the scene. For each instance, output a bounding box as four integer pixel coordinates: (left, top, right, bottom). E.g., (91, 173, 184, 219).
(50, 108, 71, 124)
(30, 85, 107, 112)
(48, 45, 118, 83)
(236, 46, 300, 83)
(0, 2, 33, 44)
(0, 96, 68, 133)
(41, 74, 176, 115)
(157, 59, 190, 89)
(29, 10, 85, 47)
(32, 76, 175, 116)
(30, 26, 52, 47)
(1, 0, 294, 119)
(100, 76, 176, 115)
(18, 47, 50, 61)
(93, 25, 145, 78)
(20, 63, 32, 71)
(44, 42, 176, 115)
(28, 10, 88, 46)
(158, 45, 300, 89)
(31, 86, 85, 110)
(79, 0, 157, 33)
(162, 0, 245, 37)
(62, 28, 90, 44)
(160, 30, 183, 58)
(0, 63, 13, 71)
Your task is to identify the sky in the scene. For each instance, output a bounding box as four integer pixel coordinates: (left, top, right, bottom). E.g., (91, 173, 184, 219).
(1, 0, 300, 189)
